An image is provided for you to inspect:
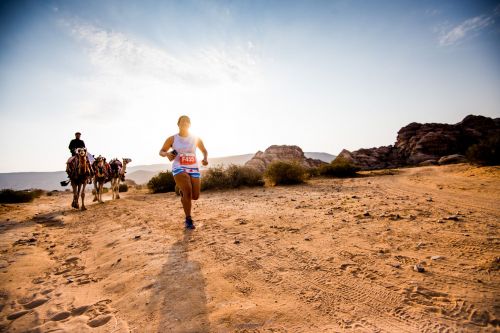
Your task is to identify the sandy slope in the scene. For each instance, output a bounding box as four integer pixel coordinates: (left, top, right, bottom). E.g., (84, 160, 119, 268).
(0, 164, 498, 332)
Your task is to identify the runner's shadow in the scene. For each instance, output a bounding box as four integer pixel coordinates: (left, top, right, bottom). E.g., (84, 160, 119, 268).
(155, 230, 210, 332)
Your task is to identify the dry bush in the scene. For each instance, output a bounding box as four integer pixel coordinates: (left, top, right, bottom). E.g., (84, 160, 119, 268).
(264, 161, 306, 186)
(147, 171, 176, 193)
(466, 134, 500, 166)
(201, 165, 263, 191)
(0, 189, 44, 203)
(319, 157, 359, 178)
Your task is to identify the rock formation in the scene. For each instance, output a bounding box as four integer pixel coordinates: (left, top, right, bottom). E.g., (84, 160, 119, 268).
(337, 115, 500, 170)
(245, 145, 326, 172)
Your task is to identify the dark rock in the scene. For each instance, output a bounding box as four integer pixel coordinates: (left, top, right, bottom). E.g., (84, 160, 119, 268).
(337, 115, 500, 170)
(438, 154, 467, 165)
(419, 159, 438, 166)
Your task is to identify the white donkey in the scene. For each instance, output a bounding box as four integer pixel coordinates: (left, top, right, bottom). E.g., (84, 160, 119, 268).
(109, 158, 132, 199)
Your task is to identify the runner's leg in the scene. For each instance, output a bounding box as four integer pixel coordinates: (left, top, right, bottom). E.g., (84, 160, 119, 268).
(174, 172, 192, 218)
(191, 176, 201, 200)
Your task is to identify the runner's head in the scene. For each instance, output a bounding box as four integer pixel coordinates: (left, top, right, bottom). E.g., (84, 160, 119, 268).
(75, 132, 81, 139)
(177, 115, 191, 131)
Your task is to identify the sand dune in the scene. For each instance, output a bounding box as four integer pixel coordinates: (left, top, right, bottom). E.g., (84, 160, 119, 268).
(0, 164, 498, 332)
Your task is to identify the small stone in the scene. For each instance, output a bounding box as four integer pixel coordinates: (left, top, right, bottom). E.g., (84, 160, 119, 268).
(134, 235, 141, 240)
(234, 240, 240, 244)
(431, 255, 443, 260)
(436, 219, 445, 223)
(304, 237, 312, 241)
(444, 215, 460, 221)
(413, 264, 425, 273)
(363, 211, 370, 217)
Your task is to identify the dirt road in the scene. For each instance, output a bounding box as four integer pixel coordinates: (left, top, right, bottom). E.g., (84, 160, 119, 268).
(0, 164, 498, 332)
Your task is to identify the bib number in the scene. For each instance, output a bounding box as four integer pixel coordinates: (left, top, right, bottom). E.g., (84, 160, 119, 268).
(179, 153, 196, 166)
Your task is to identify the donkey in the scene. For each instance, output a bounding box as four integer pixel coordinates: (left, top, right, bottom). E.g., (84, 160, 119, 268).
(66, 148, 93, 210)
(109, 158, 132, 199)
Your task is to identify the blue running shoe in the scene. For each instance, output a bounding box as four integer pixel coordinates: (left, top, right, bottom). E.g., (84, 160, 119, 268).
(185, 216, 195, 229)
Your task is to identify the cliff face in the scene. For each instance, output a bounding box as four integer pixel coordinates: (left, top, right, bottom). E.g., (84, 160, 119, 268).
(245, 145, 326, 172)
(338, 115, 500, 170)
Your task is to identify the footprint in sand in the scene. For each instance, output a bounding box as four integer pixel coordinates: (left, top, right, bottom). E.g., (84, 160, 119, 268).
(50, 311, 71, 321)
(7, 310, 30, 320)
(71, 304, 90, 316)
(23, 297, 49, 309)
(87, 314, 112, 327)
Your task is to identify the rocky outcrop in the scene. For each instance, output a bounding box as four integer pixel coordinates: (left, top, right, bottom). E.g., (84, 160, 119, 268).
(245, 145, 326, 172)
(337, 115, 500, 170)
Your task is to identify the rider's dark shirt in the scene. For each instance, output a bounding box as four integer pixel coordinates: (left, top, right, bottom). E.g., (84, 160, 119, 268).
(69, 139, 86, 156)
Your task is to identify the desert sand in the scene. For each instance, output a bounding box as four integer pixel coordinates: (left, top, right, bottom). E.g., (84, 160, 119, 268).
(0, 164, 498, 332)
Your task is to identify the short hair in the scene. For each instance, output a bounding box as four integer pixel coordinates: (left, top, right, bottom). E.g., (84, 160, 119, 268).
(177, 115, 191, 125)
(75, 132, 81, 135)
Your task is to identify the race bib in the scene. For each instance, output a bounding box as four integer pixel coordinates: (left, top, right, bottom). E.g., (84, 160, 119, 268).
(179, 153, 196, 166)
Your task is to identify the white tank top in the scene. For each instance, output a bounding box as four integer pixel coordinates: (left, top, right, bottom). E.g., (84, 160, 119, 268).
(171, 134, 198, 170)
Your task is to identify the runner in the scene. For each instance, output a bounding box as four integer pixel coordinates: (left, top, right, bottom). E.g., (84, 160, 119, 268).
(159, 115, 208, 229)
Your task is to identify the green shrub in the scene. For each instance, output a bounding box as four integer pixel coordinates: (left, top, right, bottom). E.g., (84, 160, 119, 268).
(119, 184, 128, 192)
(319, 157, 359, 178)
(147, 171, 176, 193)
(264, 161, 306, 186)
(0, 189, 44, 203)
(466, 134, 500, 166)
(201, 165, 263, 191)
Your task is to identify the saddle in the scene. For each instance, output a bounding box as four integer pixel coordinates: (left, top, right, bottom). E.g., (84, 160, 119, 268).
(109, 159, 125, 180)
(66, 156, 92, 179)
(92, 160, 110, 180)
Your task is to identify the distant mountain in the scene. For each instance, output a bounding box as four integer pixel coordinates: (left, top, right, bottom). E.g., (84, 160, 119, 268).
(0, 152, 335, 189)
(126, 170, 157, 185)
(0, 171, 68, 191)
(304, 152, 336, 163)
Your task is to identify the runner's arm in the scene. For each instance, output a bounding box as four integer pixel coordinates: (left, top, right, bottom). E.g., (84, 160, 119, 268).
(197, 138, 208, 165)
(159, 136, 175, 161)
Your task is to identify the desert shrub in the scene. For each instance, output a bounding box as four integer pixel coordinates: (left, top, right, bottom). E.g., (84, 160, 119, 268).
(201, 166, 227, 191)
(119, 184, 128, 192)
(124, 179, 137, 186)
(264, 161, 306, 186)
(0, 189, 44, 203)
(466, 134, 500, 166)
(225, 165, 264, 188)
(319, 157, 360, 178)
(201, 165, 263, 191)
(147, 171, 176, 193)
(306, 167, 320, 178)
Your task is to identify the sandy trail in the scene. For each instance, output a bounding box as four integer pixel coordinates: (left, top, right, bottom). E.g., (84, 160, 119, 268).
(0, 164, 498, 332)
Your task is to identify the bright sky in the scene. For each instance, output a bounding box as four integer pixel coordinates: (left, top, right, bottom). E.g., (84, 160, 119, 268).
(1, 0, 499, 172)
